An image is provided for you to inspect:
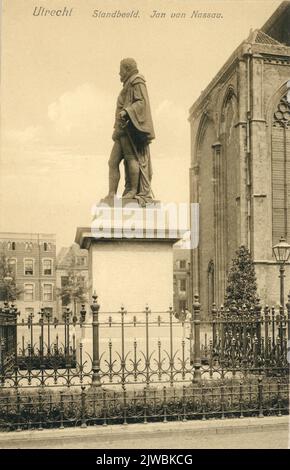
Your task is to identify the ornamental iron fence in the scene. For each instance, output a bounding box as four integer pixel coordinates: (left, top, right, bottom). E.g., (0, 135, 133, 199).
(0, 294, 289, 390)
(0, 303, 17, 375)
(0, 378, 288, 431)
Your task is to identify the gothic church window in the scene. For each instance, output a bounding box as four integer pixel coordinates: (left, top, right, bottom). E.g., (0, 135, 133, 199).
(272, 95, 290, 244)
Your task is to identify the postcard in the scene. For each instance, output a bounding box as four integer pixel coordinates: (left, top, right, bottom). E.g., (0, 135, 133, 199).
(0, 0, 288, 452)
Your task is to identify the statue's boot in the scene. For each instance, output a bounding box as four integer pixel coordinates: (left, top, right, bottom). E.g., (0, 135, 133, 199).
(122, 156, 140, 199)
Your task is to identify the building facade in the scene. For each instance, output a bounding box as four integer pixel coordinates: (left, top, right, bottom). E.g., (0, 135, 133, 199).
(189, 2, 290, 316)
(56, 243, 88, 316)
(0, 232, 57, 318)
(173, 247, 191, 316)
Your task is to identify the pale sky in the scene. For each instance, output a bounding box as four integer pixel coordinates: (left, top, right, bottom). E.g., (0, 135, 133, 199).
(0, 0, 282, 250)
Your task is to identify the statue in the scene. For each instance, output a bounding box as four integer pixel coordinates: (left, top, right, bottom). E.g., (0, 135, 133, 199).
(104, 58, 155, 206)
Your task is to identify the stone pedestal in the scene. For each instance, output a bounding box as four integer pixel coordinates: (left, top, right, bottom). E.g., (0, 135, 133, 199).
(74, 203, 190, 383)
(75, 203, 187, 312)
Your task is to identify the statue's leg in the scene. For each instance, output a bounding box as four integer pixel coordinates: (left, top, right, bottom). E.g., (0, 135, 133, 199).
(124, 156, 140, 198)
(121, 135, 140, 199)
(122, 160, 131, 196)
(107, 140, 123, 197)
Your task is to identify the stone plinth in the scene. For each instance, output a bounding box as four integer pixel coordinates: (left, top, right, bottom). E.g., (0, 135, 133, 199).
(74, 203, 189, 383)
(75, 203, 188, 312)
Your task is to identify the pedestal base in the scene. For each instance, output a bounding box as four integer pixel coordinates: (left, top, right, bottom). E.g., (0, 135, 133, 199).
(75, 203, 186, 311)
(90, 239, 177, 311)
(75, 205, 189, 384)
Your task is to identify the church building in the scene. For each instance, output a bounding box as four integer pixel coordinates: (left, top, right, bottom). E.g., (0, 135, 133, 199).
(189, 1, 290, 316)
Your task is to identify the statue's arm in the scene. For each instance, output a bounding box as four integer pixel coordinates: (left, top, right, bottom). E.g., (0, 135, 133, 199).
(124, 83, 148, 127)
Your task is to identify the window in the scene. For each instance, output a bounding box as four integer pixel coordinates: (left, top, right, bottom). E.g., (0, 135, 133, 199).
(43, 259, 52, 275)
(272, 95, 290, 243)
(76, 257, 86, 266)
(24, 284, 34, 301)
(25, 242, 33, 251)
(43, 242, 51, 252)
(43, 283, 53, 301)
(24, 259, 34, 276)
(79, 276, 87, 291)
(179, 260, 186, 269)
(179, 279, 187, 292)
(7, 241, 16, 250)
(60, 276, 69, 306)
(61, 276, 69, 287)
(179, 300, 187, 312)
(44, 242, 48, 251)
(7, 258, 17, 277)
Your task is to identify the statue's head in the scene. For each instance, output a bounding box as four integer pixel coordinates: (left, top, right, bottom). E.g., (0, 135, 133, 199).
(119, 58, 138, 83)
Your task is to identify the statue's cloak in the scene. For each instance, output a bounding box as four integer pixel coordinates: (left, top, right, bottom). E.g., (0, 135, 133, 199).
(115, 73, 155, 142)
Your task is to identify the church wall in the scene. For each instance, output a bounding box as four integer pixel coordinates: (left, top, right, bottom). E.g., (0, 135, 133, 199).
(251, 58, 290, 305)
(198, 121, 216, 317)
(189, 12, 290, 311)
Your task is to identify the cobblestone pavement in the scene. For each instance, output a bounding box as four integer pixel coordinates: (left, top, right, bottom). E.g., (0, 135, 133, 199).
(0, 416, 288, 449)
(2, 429, 287, 449)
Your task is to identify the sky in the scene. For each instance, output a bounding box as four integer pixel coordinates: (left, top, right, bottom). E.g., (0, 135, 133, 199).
(0, 0, 283, 250)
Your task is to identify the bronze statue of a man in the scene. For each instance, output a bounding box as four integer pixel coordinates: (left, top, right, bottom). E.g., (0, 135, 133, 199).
(105, 58, 155, 206)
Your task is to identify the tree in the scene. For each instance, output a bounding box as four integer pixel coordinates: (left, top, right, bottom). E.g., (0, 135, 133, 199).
(57, 253, 88, 316)
(224, 245, 259, 311)
(0, 252, 22, 302)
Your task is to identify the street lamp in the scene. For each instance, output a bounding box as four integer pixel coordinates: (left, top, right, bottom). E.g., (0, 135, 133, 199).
(272, 236, 290, 309)
(187, 261, 193, 309)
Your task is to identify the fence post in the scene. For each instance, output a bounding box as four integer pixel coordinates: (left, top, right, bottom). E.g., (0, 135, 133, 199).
(212, 303, 217, 347)
(258, 376, 264, 418)
(0, 338, 5, 380)
(59, 391, 65, 429)
(39, 308, 45, 368)
(192, 294, 201, 383)
(286, 293, 290, 342)
(264, 305, 269, 371)
(63, 307, 71, 368)
(120, 305, 126, 389)
(91, 293, 101, 387)
(277, 379, 282, 417)
(11, 303, 18, 363)
(255, 299, 262, 354)
(80, 386, 87, 428)
(80, 304, 86, 325)
(278, 304, 284, 355)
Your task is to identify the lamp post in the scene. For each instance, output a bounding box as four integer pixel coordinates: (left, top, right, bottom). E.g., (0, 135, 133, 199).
(272, 236, 290, 309)
(187, 261, 193, 309)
